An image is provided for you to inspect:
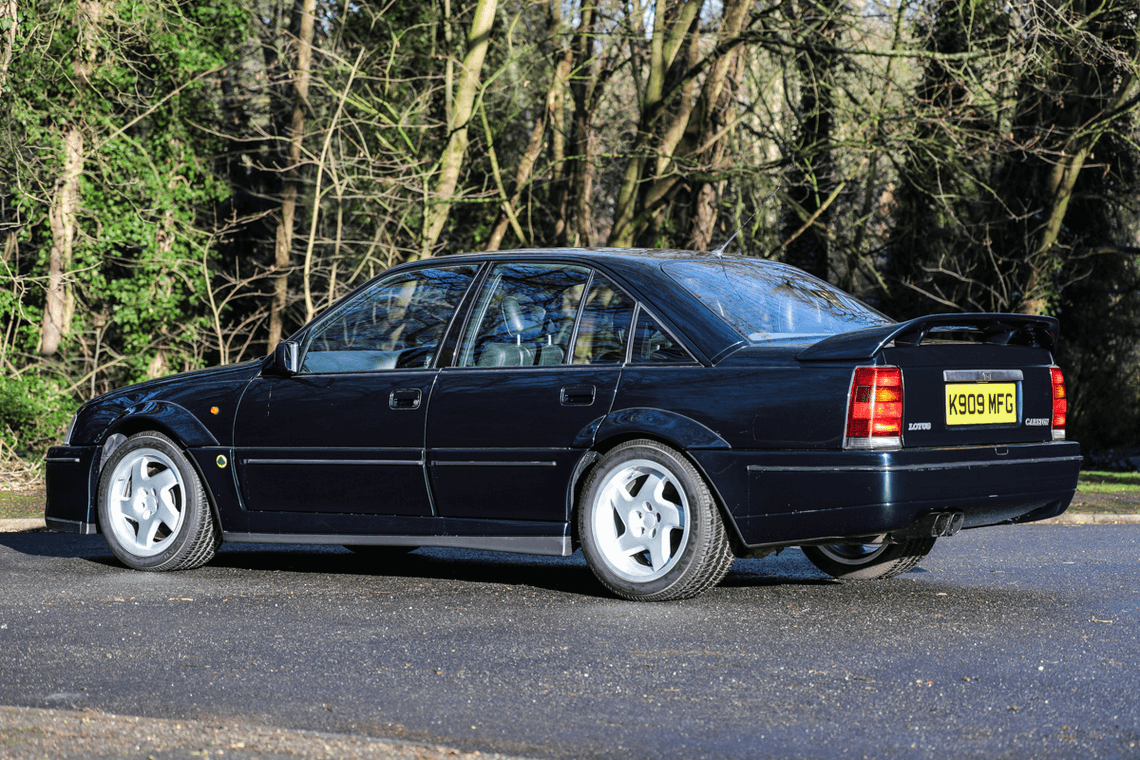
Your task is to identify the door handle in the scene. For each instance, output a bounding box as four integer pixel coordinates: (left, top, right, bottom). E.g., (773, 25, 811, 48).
(390, 388, 422, 410)
(560, 384, 596, 406)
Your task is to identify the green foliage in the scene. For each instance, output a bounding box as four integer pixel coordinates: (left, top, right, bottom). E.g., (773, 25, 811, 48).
(0, 373, 73, 455)
(1, 0, 250, 393)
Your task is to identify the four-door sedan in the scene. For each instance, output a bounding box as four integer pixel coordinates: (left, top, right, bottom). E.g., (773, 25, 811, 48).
(45, 249, 1081, 601)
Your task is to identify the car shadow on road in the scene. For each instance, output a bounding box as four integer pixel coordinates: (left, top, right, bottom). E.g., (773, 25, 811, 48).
(0, 531, 113, 560)
(214, 543, 615, 598)
(1, 532, 851, 596)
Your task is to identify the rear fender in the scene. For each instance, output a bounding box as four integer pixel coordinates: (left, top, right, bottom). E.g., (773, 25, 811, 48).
(594, 408, 730, 451)
(570, 409, 746, 552)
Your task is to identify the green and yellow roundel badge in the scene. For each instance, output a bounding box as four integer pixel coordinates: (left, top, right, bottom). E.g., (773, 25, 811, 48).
(216, 454, 228, 469)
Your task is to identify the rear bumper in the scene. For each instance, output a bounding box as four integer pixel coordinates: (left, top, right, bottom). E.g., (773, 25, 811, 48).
(44, 445, 100, 534)
(694, 441, 1081, 548)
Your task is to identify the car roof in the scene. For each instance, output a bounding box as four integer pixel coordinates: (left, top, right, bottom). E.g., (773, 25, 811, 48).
(433, 247, 774, 266)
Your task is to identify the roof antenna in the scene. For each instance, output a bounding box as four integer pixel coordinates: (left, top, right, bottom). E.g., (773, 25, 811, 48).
(710, 187, 778, 257)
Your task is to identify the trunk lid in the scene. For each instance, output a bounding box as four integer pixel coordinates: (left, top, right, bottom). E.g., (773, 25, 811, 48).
(798, 314, 1063, 448)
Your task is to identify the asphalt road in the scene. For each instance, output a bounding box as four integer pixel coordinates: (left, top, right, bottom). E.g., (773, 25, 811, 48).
(0, 526, 1137, 760)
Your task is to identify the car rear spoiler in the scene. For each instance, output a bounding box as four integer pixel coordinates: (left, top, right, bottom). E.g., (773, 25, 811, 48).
(796, 313, 1060, 362)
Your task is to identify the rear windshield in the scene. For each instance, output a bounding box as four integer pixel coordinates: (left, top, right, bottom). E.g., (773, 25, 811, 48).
(662, 259, 891, 344)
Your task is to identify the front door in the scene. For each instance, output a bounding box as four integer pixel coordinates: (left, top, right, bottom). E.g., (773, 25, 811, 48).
(233, 264, 479, 515)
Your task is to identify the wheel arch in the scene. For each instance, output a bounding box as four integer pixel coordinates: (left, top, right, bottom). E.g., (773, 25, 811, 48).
(567, 417, 747, 556)
(92, 409, 224, 535)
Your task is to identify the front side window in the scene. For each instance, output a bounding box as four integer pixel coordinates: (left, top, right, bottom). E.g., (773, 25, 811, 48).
(458, 263, 590, 367)
(662, 259, 891, 345)
(302, 265, 478, 373)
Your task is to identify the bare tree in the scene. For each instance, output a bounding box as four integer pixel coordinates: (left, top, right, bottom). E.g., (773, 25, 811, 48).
(420, 0, 499, 256)
(268, 0, 316, 348)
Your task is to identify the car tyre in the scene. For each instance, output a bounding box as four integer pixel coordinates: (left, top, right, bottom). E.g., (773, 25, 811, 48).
(801, 538, 936, 580)
(97, 431, 220, 571)
(578, 439, 734, 601)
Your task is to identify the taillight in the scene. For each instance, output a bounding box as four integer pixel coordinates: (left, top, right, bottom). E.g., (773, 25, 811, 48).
(1050, 366, 1066, 441)
(845, 366, 903, 449)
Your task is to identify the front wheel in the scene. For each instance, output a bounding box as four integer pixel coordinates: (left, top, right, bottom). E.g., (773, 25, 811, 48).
(577, 440, 734, 602)
(801, 538, 936, 580)
(97, 431, 220, 571)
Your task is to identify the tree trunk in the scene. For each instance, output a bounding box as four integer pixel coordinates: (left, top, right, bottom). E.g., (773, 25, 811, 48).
(0, 0, 16, 97)
(420, 0, 498, 257)
(41, 0, 104, 356)
(780, 0, 843, 281)
(1020, 72, 1140, 315)
(486, 0, 566, 251)
(268, 0, 316, 349)
(607, 0, 749, 248)
(41, 127, 84, 357)
(560, 0, 598, 247)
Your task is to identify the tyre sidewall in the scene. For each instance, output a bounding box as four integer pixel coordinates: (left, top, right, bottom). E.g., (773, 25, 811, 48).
(801, 538, 936, 580)
(578, 440, 715, 600)
(97, 432, 210, 571)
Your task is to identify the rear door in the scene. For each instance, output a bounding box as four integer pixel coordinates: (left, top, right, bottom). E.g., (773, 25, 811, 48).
(426, 263, 632, 522)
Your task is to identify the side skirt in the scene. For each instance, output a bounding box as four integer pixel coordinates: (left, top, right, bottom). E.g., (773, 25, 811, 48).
(222, 532, 574, 557)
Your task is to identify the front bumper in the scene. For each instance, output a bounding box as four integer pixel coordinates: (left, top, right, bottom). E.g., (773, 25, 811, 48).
(693, 441, 1082, 548)
(44, 445, 100, 534)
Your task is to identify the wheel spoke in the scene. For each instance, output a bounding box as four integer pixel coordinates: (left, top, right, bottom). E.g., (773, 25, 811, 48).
(155, 489, 181, 530)
(136, 509, 164, 549)
(147, 465, 179, 494)
(130, 455, 150, 492)
(645, 528, 674, 571)
(630, 471, 667, 507)
(614, 526, 648, 557)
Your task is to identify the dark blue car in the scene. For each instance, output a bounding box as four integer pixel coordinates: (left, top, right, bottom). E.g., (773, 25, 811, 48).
(45, 249, 1081, 600)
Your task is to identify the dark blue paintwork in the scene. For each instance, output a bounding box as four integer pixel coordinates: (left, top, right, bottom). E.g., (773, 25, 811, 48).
(44, 249, 1081, 557)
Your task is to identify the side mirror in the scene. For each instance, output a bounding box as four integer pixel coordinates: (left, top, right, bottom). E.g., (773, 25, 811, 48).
(271, 340, 301, 375)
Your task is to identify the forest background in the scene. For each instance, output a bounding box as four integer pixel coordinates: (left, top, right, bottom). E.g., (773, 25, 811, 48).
(0, 0, 1138, 481)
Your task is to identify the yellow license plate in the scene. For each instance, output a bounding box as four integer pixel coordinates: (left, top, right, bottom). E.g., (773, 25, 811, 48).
(945, 383, 1018, 425)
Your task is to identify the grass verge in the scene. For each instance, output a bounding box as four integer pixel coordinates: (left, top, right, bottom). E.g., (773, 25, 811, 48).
(0, 490, 46, 520)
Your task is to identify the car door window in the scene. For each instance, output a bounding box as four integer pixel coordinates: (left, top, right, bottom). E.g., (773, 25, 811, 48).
(630, 307, 696, 364)
(572, 274, 636, 365)
(302, 265, 478, 373)
(458, 263, 589, 367)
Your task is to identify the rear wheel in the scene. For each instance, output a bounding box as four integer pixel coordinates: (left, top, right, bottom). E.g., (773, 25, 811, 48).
(578, 440, 734, 601)
(801, 538, 936, 580)
(97, 431, 220, 571)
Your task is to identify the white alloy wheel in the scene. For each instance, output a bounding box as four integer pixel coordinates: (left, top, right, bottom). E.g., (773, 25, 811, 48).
(98, 431, 220, 571)
(801, 538, 936, 580)
(590, 458, 691, 583)
(815, 543, 889, 566)
(578, 440, 734, 601)
(104, 447, 186, 557)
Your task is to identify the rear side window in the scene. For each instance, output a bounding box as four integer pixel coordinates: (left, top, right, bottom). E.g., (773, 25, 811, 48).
(662, 259, 890, 344)
(630, 309, 694, 364)
(572, 275, 636, 365)
(457, 263, 590, 367)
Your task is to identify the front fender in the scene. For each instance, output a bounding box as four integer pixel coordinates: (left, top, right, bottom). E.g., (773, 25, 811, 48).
(46, 402, 229, 535)
(104, 401, 220, 448)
